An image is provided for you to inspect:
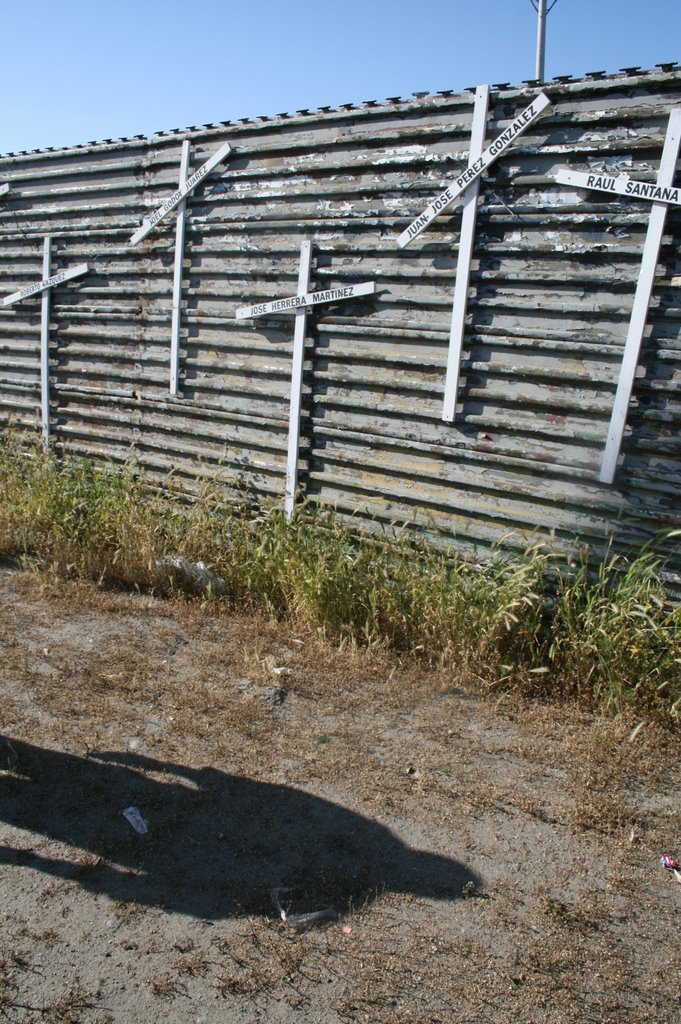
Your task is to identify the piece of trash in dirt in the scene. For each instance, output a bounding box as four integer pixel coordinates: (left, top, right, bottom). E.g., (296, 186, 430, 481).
(122, 806, 149, 835)
(270, 887, 336, 931)
(659, 855, 681, 882)
(155, 555, 226, 596)
(342, 926, 353, 935)
(2, 739, 18, 772)
(628, 721, 646, 743)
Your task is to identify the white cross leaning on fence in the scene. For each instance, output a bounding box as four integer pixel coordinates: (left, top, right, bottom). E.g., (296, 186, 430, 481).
(236, 244, 376, 517)
(397, 91, 552, 249)
(129, 140, 232, 246)
(442, 83, 490, 425)
(554, 107, 681, 485)
(1, 237, 89, 446)
(129, 139, 232, 395)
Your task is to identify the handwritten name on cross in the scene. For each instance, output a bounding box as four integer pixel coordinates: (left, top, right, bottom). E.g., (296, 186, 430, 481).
(397, 92, 552, 248)
(555, 108, 681, 484)
(236, 242, 376, 516)
(2, 237, 89, 446)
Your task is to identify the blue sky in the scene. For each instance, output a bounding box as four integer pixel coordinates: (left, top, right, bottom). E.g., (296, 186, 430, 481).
(2, 0, 678, 154)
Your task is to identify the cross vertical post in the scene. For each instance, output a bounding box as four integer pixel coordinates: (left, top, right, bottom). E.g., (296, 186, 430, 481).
(170, 140, 191, 396)
(285, 241, 313, 517)
(599, 108, 681, 483)
(40, 236, 52, 446)
(442, 84, 490, 423)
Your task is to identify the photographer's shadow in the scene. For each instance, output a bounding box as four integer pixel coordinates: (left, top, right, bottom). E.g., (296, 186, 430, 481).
(0, 736, 477, 920)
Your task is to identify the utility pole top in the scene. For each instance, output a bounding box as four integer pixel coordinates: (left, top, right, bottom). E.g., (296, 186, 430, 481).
(531, 0, 558, 82)
(535, 0, 548, 81)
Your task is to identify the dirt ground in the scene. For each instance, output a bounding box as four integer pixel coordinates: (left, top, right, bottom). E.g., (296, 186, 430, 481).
(1, 561, 680, 1024)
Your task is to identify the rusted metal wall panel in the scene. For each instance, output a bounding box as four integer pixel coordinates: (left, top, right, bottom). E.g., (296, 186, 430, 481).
(0, 70, 679, 571)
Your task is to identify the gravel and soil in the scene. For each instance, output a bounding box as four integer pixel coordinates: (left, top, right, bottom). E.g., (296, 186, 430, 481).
(1, 561, 680, 1023)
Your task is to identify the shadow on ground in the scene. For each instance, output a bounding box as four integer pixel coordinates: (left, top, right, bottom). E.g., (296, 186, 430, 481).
(0, 736, 477, 920)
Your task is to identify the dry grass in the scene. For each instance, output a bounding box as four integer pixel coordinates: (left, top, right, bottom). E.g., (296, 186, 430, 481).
(40, 984, 94, 1024)
(145, 974, 188, 1000)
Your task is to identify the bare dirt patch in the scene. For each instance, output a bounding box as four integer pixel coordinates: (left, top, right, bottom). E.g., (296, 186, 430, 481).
(1, 562, 680, 1023)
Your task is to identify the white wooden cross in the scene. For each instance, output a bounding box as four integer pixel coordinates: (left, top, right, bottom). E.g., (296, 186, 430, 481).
(1, 236, 88, 445)
(396, 89, 552, 424)
(555, 107, 681, 484)
(130, 139, 232, 396)
(236, 241, 376, 516)
(442, 84, 490, 423)
(397, 91, 552, 249)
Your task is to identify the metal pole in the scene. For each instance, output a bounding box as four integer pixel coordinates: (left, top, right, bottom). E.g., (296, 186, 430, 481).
(535, 0, 547, 81)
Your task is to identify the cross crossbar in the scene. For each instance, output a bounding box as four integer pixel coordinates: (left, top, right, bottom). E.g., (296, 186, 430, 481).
(556, 168, 681, 206)
(236, 281, 376, 320)
(2, 262, 89, 307)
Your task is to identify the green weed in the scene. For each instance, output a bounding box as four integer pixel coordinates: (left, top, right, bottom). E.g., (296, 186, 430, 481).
(0, 432, 679, 723)
(548, 552, 681, 716)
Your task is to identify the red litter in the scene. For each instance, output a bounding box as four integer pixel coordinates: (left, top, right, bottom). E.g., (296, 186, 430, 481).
(660, 856, 681, 883)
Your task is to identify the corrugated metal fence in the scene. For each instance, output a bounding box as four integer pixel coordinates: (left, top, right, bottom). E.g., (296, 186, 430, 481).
(0, 68, 679, 571)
